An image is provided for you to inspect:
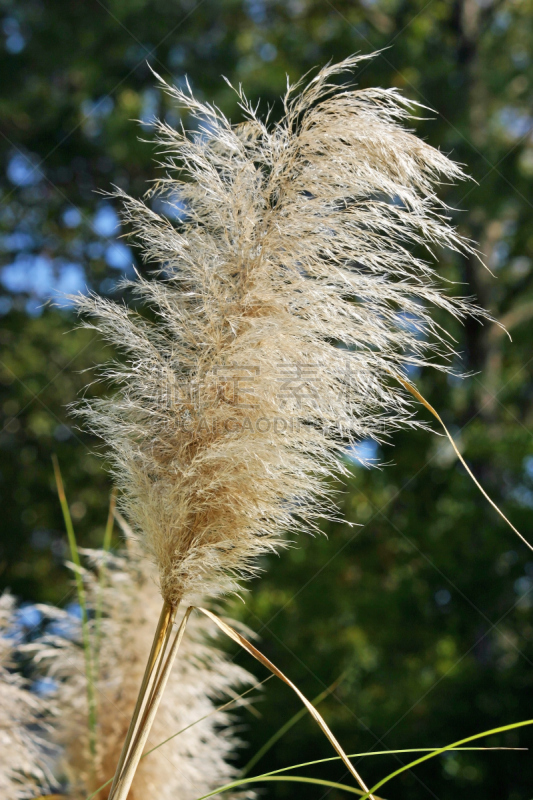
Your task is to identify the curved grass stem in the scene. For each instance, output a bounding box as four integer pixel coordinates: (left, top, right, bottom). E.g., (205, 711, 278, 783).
(359, 718, 533, 800)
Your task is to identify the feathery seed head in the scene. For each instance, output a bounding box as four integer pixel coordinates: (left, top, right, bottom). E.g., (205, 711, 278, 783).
(73, 55, 489, 607)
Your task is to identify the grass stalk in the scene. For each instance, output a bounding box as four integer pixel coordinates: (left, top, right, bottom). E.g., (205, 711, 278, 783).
(194, 735, 531, 800)
(108, 599, 176, 797)
(144, 600, 176, 715)
(52, 455, 98, 762)
(399, 377, 532, 550)
(143, 674, 274, 757)
(110, 605, 193, 800)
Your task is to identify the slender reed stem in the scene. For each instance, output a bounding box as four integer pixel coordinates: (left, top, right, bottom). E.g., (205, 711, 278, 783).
(122, 614, 176, 771)
(143, 603, 175, 713)
(108, 600, 175, 796)
(110, 606, 193, 800)
(52, 455, 98, 763)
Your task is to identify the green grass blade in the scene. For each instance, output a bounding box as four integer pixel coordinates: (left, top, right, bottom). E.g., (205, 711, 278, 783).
(194, 730, 530, 800)
(52, 455, 98, 761)
(241, 672, 345, 776)
(94, 489, 116, 676)
(86, 778, 112, 799)
(360, 718, 533, 800)
(84, 744, 522, 800)
(236, 746, 527, 781)
(102, 489, 116, 555)
(208, 775, 373, 797)
(86, 774, 369, 800)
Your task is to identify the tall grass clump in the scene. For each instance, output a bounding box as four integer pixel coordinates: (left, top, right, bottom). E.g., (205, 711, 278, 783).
(34, 539, 253, 800)
(0, 592, 53, 798)
(70, 54, 494, 796)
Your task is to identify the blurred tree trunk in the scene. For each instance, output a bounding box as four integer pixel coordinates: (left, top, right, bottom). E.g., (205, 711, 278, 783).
(453, 0, 505, 424)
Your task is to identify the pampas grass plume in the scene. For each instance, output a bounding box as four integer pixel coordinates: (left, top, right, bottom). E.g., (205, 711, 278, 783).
(73, 54, 487, 610)
(70, 54, 491, 796)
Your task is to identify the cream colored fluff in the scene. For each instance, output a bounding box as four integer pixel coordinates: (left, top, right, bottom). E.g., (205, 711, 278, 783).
(73, 55, 488, 608)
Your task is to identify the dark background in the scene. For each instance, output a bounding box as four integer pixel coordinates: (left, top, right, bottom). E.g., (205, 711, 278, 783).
(1, 1, 533, 797)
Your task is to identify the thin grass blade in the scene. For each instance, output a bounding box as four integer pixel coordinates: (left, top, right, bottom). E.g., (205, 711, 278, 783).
(195, 774, 384, 799)
(143, 674, 274, 758)
(85, 743, 523, 800)
(399, 378, 532, 551)
(360, 718, 533, 800)
(52, 454, 97, 761)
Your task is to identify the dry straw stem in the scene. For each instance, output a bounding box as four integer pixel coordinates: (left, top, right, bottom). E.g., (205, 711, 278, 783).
(112, 604, 375, 800)
(86, 674, 274, 800)
(107, 599, 175, 797)
(71, 53, 496, 797)
(112, 607, 192, 800)
(241, 672, 346, 776)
